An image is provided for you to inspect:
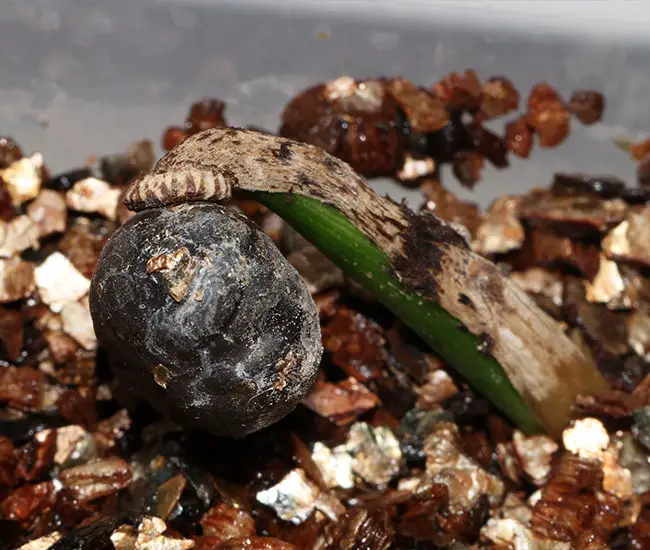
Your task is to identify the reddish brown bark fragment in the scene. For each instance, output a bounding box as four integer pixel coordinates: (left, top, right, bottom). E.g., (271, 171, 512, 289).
(432, 70, 482, 111)
(322, 307, 386, 381)
(526, 83, 570, 148)
(0, 366, 45, 410)
(0, 307, 23, 361)
(479, 76, 520, 120)
(569, 90, 605, 125)
(59, 457, 132, 503)
(303, 378, 380, 423)
(200, 503, 255, 542)
(15, 430, 56, 483)
(0, 481, 54, 522)
(504, 116, 534, 158)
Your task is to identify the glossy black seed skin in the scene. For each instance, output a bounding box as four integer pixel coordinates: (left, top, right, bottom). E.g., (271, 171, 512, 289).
(89, 203, 322, 437)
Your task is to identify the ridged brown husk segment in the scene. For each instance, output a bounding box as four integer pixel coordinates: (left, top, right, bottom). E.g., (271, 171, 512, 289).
(124, 127, 609, 438)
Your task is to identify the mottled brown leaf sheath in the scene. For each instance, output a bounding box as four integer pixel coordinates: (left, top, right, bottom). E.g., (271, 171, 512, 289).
(124, 127, 609, 437)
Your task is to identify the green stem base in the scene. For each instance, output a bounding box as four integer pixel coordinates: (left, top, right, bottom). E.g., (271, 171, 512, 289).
(255, 191, 544, 434)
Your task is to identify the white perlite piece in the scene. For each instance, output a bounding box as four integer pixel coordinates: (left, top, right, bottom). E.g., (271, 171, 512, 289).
(424, 422, 504, 509)
(27, 189, 67, 237)
(397, 476, 422, 492)
(61, 297, 97, 350)
(585, 255, 625, 304)
(0, 153, 44, 206)
(603, 207, 650, 266)
(618, 433, 650, 498)
(66, 177, 122, 220)
(481, 518, 570, 550)
(36, 425, 96, 467)
(473, 196, 525, 255)
(324, 76, 384, 113)
(343, 422, 402, 486)
(397, 154, 436, 181)
(497, 493, 533, 525)
(111, 516, 194, 550)
(604, 219, 632, 258)
(257, 469, 320, 524)
(602, 443, 633, 501)
(528, 489, 542, 507)
(512, 431, 558, 486)
(256, 468, 344, 524)
(0, 215, 40, 258)
(311, 441, 355, 489)
(35, 252, 90, 312)
(42, 384, 66, 410)
(17, 532, 62, 550)
(0, 256, 35, 302)
(415, 368, 459, 408)
(313, 491, 346, 522)
(562, 417, 610, 459)
(324, 75, 356, 100)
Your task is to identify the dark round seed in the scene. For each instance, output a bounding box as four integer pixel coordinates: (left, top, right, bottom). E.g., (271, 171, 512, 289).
(89, 203, 322, 438)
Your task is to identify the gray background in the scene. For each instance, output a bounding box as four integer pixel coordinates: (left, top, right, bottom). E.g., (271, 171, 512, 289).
(2, 0, 650, 207)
